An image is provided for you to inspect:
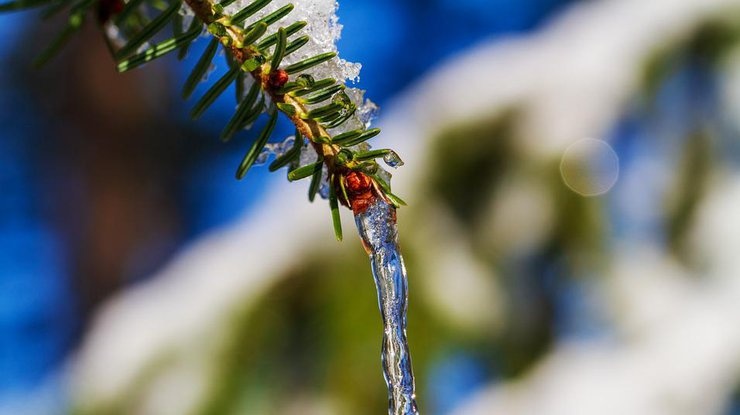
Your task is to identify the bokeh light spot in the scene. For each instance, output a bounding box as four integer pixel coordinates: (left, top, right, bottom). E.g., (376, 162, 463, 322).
(560, 138, 620, 197)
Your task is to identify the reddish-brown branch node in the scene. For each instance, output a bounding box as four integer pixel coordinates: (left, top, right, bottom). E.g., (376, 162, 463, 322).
(268, 69, 289, 90)
(343, 171, 377, 214)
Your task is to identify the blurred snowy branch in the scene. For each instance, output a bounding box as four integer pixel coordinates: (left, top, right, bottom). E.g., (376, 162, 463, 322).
(70, 178, 344, 412)
(452, 176, 740, 415)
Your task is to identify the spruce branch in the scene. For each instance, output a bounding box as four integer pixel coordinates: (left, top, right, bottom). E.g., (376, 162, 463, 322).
(1, 0, 406, 240)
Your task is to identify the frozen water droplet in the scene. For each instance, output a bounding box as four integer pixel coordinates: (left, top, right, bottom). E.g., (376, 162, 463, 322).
(383, 150, 404, 169)
(333, 92, 352, 107)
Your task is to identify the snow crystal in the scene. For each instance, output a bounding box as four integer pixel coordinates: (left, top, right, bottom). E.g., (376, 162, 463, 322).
(254, 135, 299, 166)
(224, 0, 361, 83)
(298, 140, 319, 166)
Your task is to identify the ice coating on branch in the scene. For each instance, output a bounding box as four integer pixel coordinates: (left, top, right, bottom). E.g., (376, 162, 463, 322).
(254, 135, 299, 165)
(224, 0, 361, 83)
(346, 88, 379, 127)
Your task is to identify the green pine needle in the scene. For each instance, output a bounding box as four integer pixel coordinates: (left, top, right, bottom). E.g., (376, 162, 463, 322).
(307, 161, 323, 201)
(239, 96, 265, 128)
(218, 0, 239, 9)
(236, 108, 278, 180)
(231, 0, 271, 25)
(288, 160, 323, 181)
(115, 0, 182, 59)
(183, 37, 219, 99)
(284, 52, 336, 74)
(245, 3, 292, 30)
(292, 78, 335, 96)
(242, 21, 267, 47)
(221, 81, 261, 141)
(256, 20, 306, 49)
(323, 109, 356, 129)
(270, 27, 287, 69)
(269, 131, 303, 172)
(329, 178, 343, 241)
(117, 24, 201, 72)
(306, 102, 343, 119)
(284, 35, 309, 57)
(303, 84, 344, 105)
(190, 66, 240, 119)
(332, 130, 362, 144)
(354, 149, 391, 161)
(335, 128, 381, 147)
(0, 0, 53, 12)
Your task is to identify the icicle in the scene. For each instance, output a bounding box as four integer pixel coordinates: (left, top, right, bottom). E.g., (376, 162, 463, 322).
(355, 197, 419, 415)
